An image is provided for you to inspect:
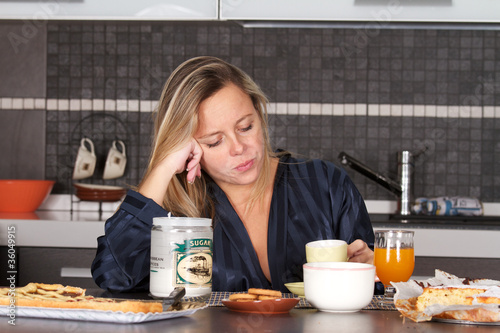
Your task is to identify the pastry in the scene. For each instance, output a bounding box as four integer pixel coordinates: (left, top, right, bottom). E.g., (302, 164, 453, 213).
(415, 286, 488, 311)
(0, 283, 163, 313)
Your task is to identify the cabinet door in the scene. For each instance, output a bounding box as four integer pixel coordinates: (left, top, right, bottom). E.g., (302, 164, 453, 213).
(220, 0, 500, 23)
(0, 0, 218, 20)
(12, 247, 98, 289)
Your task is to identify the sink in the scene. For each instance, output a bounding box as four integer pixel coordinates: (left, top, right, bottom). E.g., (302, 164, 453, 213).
(390, 215, 500, 223)
(369, 214, 500, 226)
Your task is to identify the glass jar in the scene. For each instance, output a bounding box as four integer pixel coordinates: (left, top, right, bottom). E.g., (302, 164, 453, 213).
(150, 216, 212, 297)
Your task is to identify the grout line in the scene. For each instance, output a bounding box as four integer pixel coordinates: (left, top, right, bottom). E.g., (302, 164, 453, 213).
(0, 98, 499, 118)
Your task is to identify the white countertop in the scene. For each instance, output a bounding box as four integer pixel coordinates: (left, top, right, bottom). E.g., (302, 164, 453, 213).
(0, 211, 108, 249)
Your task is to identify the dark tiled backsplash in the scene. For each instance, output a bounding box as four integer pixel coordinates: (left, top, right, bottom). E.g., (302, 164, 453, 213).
(45, 109, 499, 202)
(4, 20, 500, 201)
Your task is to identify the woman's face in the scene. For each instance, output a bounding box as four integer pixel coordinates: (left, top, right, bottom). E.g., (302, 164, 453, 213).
(194, 83, 265, 190)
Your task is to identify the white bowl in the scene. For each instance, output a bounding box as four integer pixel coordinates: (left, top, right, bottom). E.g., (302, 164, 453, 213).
(303, 262, 375, 312)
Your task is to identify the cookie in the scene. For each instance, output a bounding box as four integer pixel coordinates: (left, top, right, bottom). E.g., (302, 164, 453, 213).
(229, 293, 259, 302)
(248, 288, 282, 298)
(258, 295, 280, 300)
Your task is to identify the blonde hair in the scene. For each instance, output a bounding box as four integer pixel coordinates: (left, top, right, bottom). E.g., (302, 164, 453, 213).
(140, 56, 275, 218)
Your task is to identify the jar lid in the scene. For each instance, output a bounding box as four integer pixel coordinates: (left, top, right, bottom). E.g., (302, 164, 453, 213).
(153, 216, 212, 227)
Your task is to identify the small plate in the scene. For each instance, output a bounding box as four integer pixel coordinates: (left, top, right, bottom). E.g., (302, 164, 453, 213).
(284, 282, 305, 297)
(73, 183, 126, 191)
(222, 298, 299, 314)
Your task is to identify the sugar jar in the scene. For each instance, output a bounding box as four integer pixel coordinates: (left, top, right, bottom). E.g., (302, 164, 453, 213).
(150, 216, 213, 297)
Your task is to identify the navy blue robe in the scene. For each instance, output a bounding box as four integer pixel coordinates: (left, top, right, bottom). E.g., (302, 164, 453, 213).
(91, 154, 374, 292)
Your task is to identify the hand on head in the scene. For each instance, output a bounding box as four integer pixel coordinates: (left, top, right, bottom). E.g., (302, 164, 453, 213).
(139, 138, 203, 205)
(347, 239, 374, 265)
(169, 138, 203, 184)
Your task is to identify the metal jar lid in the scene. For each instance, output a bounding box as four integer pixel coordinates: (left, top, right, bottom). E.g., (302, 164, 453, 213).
(152, 216, 212, 227)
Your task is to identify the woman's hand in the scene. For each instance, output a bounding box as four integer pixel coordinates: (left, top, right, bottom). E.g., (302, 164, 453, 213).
(347, 239, 374, 265)
(169, 139, 203, 184)
(138, 138, 203, 205)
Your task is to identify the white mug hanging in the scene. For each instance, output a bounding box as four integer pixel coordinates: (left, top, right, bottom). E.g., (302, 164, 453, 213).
(103, 140, 127, 180)
(72, 138, 96, 180)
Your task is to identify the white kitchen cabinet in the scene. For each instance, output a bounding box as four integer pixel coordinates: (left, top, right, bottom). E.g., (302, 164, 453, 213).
(220, 0, 500, 23)
(0, 0, 218, 20)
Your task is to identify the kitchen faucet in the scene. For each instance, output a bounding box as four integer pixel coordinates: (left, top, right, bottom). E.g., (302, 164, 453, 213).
(338, 150, 421, 216)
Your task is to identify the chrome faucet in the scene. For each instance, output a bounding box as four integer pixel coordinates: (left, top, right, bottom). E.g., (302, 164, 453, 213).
(338, 150, 417, 216)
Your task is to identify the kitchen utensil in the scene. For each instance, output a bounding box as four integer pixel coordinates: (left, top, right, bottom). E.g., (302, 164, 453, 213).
(103, 140, 127, 180)
(284, 282, 304, 297)
(222, 297, 299, 314)
(161, 287, 186, 311)
(305, 239, 347, 263)
(0, 179, 55, 212)
(150, 287, 186, 311)
(303, 262, 375, 312)
(73, 183, 126, 202)
(72, 138, 96, 180)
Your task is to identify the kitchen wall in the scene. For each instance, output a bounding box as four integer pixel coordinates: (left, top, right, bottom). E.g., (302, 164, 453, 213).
(1, 20, 499, 202)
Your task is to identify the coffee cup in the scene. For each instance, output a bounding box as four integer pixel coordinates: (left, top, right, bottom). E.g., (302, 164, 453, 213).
(306, 239, 348, 263)
(72, 138, 96, 180)
(103, 140, 127, 180)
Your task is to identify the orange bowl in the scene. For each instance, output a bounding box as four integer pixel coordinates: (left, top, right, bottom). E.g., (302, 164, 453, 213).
(0, 180, 55, 213)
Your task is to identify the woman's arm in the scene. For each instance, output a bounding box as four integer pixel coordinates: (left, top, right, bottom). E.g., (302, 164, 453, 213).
(139, 138, 203, 205)
(328, 161, 375, 264)
(91, 191, 169, 292)
(91, 139, 203, 292)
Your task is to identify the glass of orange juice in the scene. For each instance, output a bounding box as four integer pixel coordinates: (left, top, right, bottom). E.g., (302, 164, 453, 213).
(374, 230, 414, 305)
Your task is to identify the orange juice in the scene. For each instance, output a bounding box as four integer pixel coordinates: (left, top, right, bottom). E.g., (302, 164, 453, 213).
(374, 248, 414, 286)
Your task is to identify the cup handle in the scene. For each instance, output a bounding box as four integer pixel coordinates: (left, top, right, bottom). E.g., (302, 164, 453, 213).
(114, 140, 126, 157)
(82, 138, 95, 155)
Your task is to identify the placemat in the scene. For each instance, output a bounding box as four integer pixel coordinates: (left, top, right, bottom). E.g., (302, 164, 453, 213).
(185, 292, 396, 311)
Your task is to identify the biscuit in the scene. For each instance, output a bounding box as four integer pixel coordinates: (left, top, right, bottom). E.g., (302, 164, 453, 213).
(258, 295, 280, 300)
(248, 288, 282, 298)
(229, 293, 259, 302)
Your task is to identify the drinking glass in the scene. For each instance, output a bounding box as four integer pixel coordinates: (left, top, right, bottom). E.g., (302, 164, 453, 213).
(374, 230, 415, 305)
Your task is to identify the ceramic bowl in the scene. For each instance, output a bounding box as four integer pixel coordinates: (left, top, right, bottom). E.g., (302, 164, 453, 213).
(73, 183, 126, 202)
(303, 262, 375, 312)
(0, 180, 55, 212)
(284, 282, 305, 297)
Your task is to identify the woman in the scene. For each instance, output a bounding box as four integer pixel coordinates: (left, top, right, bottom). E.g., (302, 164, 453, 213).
(91, 56, 374, 292)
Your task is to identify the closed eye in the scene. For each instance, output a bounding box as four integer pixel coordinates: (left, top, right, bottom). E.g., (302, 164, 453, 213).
(207, 139, 222, 148)
(240, 124, 253, 132)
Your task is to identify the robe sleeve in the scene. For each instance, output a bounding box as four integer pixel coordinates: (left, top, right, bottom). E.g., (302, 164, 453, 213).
(91, 190, 169, 292)
(326, 160, 374, 249)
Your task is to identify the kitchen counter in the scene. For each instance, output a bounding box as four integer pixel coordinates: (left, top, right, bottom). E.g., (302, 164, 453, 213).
(1, 211, 500, 258)
(0, 211, 108, 248)
(370, 214, 500, 230)
(1, 304, 496, 333)
(370, 214, 500, 259)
